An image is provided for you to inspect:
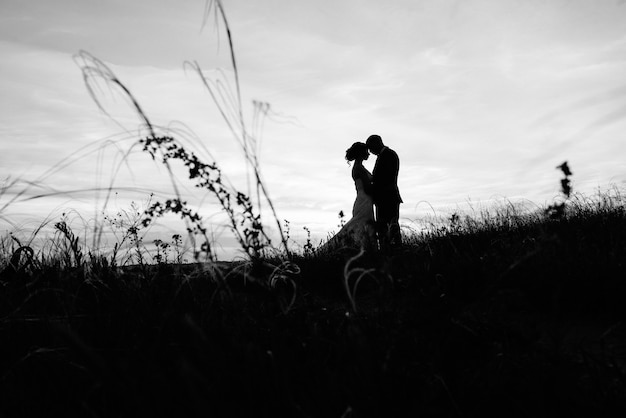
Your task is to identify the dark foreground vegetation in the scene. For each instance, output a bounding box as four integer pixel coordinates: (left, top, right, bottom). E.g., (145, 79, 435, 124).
(1, 193, 625, 418)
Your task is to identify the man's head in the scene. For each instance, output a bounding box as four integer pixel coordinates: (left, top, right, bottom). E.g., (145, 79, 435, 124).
(366, 134, 384, 155)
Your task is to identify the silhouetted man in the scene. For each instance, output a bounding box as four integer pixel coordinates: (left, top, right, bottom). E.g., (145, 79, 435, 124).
(366, 134, 402, 251)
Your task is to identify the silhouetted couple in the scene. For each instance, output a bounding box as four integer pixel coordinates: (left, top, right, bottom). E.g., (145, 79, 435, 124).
(326, 134, 402, 253)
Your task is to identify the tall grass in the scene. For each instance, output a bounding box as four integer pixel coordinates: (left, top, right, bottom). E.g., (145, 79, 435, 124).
(73, 43, 283, 260)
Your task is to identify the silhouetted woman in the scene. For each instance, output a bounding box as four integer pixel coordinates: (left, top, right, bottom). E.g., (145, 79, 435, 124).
(322, 142, 376, 251)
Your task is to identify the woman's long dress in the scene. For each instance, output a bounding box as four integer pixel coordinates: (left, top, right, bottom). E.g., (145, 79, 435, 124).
(321, 165, 376, 251)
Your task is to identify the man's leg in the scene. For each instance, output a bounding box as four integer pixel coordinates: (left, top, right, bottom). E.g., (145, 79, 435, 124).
(376, 203, 393, 253)
(389, 202, 401, 248)
(374, 205, 383, 251)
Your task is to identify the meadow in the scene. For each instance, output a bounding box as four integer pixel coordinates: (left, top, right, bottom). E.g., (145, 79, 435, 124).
(2, 182, 626, 417)
(2, 2, 626, 416)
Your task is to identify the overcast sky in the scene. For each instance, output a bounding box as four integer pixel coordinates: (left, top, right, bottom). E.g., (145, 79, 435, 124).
(2, 0, 626, 259)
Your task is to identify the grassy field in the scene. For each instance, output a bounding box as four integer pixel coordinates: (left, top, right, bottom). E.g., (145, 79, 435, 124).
(1, 190, 625, 417)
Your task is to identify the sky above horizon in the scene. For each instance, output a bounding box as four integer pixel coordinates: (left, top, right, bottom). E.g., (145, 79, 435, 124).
(2, 0, 626, 259)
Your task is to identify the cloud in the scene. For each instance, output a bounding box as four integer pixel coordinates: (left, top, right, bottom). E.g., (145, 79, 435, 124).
(0, 0, 212, 68)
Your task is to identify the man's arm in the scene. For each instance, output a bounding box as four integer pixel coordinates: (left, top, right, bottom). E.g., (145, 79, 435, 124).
(376, 152, 398, 186)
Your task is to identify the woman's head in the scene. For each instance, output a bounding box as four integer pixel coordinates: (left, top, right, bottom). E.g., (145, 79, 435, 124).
(345, 142, 369, 162)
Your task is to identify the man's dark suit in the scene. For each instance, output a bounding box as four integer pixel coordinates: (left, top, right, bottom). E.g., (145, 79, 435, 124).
(371, 147, 402, 249)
